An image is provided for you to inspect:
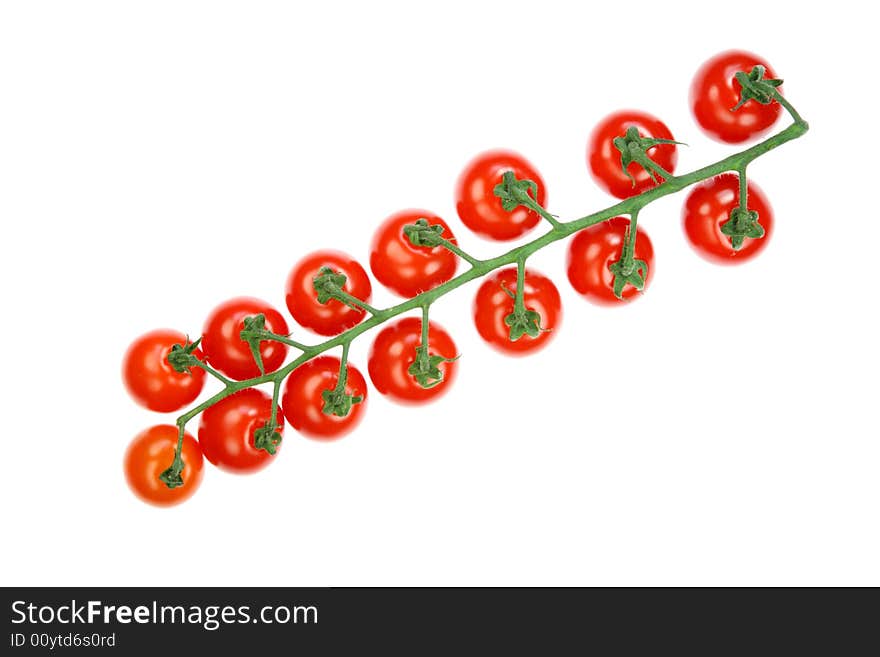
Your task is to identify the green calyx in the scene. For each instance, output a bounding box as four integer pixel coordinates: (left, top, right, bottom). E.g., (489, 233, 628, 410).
(321, 387, 363, 417)
(159, 460, 184, 489)
(240, 314, 268, 375)
(404, 218, 446, 247)
(166, 337, 202, 374)
(721, 207, 765, 250)
(253, 421, 283, 455)
(732, 66, 783, 111)
(407, 345, 458, 389)
(493, 170, 540, 212)
(313, 266, 348, 304)
(608, 257, 649, 299)
(505, 308, 545, 340)
(613, 126, 683, 186)
(500, 283, 546, 340)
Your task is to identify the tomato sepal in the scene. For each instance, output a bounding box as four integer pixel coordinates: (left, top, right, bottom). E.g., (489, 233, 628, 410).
(403, 218, 446, 248)
(313, 267, 349, 305)
(613, 126, 684, 187)
(720, 207, 766, 250)
(166, 337, 203, 374)
(238, 314, 271, 375)
(607, 257, 649, 300)
(158, 459, 185, 489)
(493, 170, 540, 213)
(732, 66, 783, 111)
(253, 421, 283, 455)
(321, 388, 363, 418)
(406, 345, 459, 389)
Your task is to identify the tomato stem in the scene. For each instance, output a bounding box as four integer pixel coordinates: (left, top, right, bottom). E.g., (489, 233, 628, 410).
(333, 289, 381, 317)
(524, 198, 564, 230)
(192, 360, 234, 387)
(737, 165, 749, 213)
(439, 238, 482, 268)
(270, 377, 281, 426)
(259, 331, 310, 352)
(420, 303, 430, 348)
(514, 258, 527, 314)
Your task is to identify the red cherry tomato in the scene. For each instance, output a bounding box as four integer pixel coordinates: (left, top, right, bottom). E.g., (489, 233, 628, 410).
(198, 388, 282, 474)
(285, 250, 373, 336)
(567, 217, 655, 306)
(473, 267, 561, 356)
(370, 209, 458, 298)
(690, 50, 782, 144)
(455, 149, 547, 241)
(367, 317, 457, 404)
(124, 425, 204, 507)
(202, 297, 289, 381)
(281, 355, 367, 440)
(122, 329, 206, 412)
(682, 173, 773, 264)
(587, 110, 678, 199)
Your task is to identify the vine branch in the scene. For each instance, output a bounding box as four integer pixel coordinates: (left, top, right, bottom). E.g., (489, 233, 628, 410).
(169, 100, 809, 470)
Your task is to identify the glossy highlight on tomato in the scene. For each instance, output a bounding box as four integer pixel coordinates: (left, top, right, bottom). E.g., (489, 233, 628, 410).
(202, 297, 289, 381)
(682, 173, 773, 264)
(690, 50, 782, 143)
(281, 356, 367, 440)
(370, 210, 458, 298)
(124, 425, 204, 507)
(567, 217, 655, 306)
(588, 110, 678, 199)
(198, 388, 282, 474)
(473, 267, 561, 356)
(455, 149, 546, 241)
(368, 317, 457, 404)
(286, 250, 372, 336)
(122, 329, 206, 412)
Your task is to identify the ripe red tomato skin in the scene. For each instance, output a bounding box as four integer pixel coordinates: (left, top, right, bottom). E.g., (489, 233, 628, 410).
(367, 317, 457, 405)
(370, 210, 458, 298)
(124, 425, 204, 507)
(122, 329, 206, 412)
(202, 297, 289, 381)
(198, 388, 282, 474)
(566, 217, 655, 306)
(588, 110, 678, 199)
(281, 356, 368, 440)
(690, 50, 782, 144)
(286, 250, 373, 336)
(455, 149, 547, 241)
(472, 267, 562, 356)
(682, 174, 773, 264)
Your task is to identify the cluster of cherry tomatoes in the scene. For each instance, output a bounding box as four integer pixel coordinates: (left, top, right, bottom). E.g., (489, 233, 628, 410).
(122, 50, 785, 506)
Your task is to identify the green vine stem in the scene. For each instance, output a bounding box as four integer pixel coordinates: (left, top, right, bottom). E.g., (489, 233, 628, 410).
(167, 95, 809, 480)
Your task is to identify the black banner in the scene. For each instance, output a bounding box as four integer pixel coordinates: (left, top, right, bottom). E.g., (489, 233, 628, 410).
(1, 587, 874, 653)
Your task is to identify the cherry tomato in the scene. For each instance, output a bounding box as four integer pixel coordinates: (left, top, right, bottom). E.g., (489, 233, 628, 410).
(473, 267, 561, 356)
(370, 209, 458, 298)
(281, 355, 368, 440)
(202, 297, 289, 381)
(198, 388, 283, 474)
(122, 329, 206, 412)
(567, 217, 655, 306)
(124, 425, 204, 507)
(285, 250, 373, 336)
(367, 317, 457, 404)
(455, 149, 547, 241)
(690, 50, 782, 144)
(682, 173, 773, 264)
(587, 110, 678, 199)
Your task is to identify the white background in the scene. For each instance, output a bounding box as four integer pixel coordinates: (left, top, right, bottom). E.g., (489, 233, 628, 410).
(1, 1, 877, 586)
